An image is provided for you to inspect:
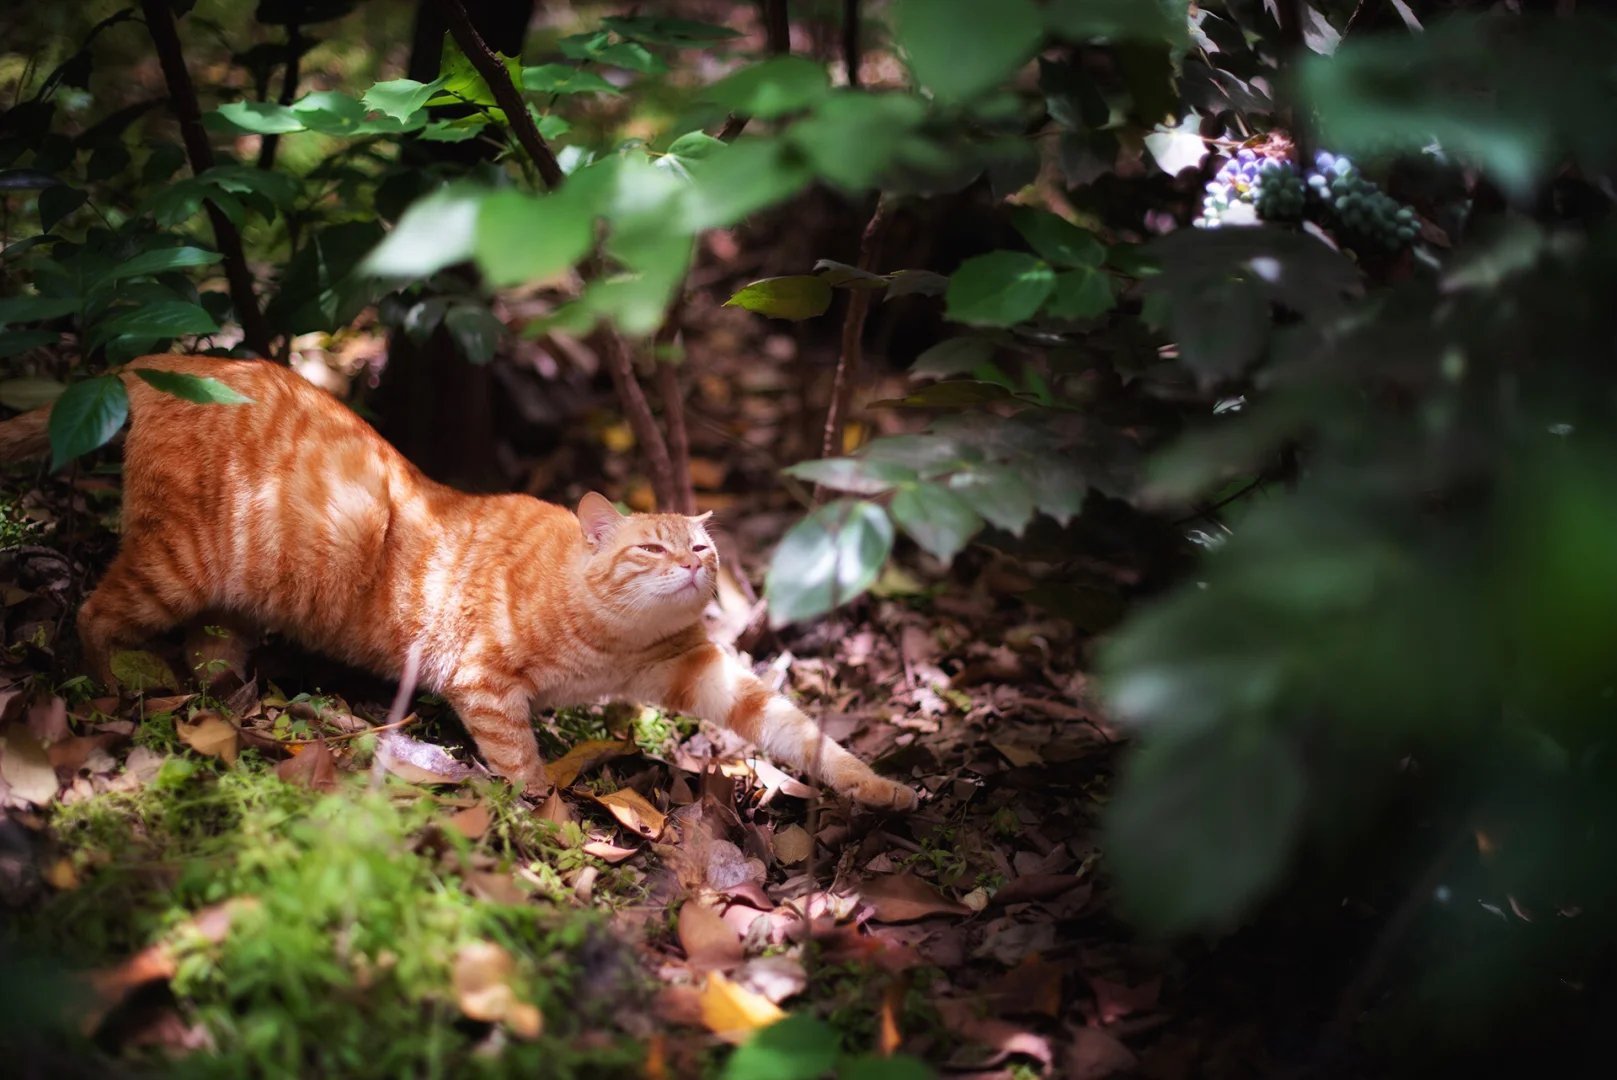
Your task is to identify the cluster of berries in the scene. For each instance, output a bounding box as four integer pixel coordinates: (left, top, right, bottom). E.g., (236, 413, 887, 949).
(1196, 147, 1418, 252)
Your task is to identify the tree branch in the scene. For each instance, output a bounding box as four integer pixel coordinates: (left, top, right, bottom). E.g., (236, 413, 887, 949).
(654, 313, 696, 515)
(432, 0, 564, 190)
(762, 0, 791, 56)
(842, 0, 862, 87)
(818, 194, 891, 469)
(592, 329, 678, 510)
(256, 19, 304, 172)
(140, 0, 272, 358)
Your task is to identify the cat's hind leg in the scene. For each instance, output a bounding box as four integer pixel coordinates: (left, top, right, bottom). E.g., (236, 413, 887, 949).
(77, 543, 206, 690)
(444, 680, 552, 798)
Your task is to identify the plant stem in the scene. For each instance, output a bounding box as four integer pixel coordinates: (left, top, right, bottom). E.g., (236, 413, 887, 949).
(140, 0, 272, 358)
(818, 194, 891, 472)
(842, 0, 861, 86)
(431, 0, 564, 190)
(654, 313, 697, 515)
(256, 19, 304, 171)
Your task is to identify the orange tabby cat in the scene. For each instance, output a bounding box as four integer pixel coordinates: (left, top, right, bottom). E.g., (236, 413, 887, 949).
(0, 355, 917, 809)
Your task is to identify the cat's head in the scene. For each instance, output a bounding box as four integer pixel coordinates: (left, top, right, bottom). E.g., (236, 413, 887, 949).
(575, 492, 718, 623)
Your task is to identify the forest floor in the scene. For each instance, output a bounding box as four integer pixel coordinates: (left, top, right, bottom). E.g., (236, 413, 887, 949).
(0, 312, 1277, 1079)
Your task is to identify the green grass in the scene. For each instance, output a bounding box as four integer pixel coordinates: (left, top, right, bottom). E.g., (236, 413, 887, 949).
(9, 755, 649, 1077)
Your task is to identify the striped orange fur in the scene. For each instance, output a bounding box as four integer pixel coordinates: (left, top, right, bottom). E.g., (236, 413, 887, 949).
(0, 355, 917, 809)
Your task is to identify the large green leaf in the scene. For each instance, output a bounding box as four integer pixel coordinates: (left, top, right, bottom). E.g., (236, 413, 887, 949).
(94, 301, 219, 344)
(944, 252, 1055, 326)
(719, 1014, 839, 1080)
(214, 100, 305, 134)
(97, 246, 222, 285)
(1043, 0, 1191, 51)
(0, 295, 78, 330)
(949, 464, 1035, 536)
(1044, 267, 1116, 320)
(472, 189, 593, 287)
(790, 91, 927, 190)
(520, 64, 620, 95)
(1009, 208, 1105, 268)
(724, 276, 832, 320)
(911, 336, 997, 377)
(681, 140, 813, 232)
(47, 375, 128, 469)
(1106, 727, 1305, 932)
(133, 368, 254, 405)
(890, 481, 983, 562)
(443, 305, 505, 365)
(601, 15, 740, 45)
(361, 185, 484, 279)
(894, 0, 1042, 103)
(702, 57, 829, 118)
(361, 76, 446, 120)
(783, 457, 917, 495)
(766, 500, 894, 626)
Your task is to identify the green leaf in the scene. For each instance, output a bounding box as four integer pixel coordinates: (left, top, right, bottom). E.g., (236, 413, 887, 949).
(949, 464, 1035, 536)
(601, 15, 740, 45)
(945, 252, 1055, 327)
(1009, 208, 1105, 268)
(443, 305, 505, 365)
(0, 295, 78, 329)
(1044, 0, 1191, 51)
(840, 1054, 934, 1080)
(724, 276, 833, 321)
(720, 1014, 840, 1080)
(895, 0, 1042, 103)
(435, 40, 523, 107)
(912, 337, 996, 377)
(783, 457, 917, 495)
(360, 185, 484, 279)
(883, 269, 949, 299)
(418, 118, 487, 143)
(109, 649, 181, 693)
(890, 481, 983, 562)
(702, 57, 830, 119)
(40, 185, 88, 232)
(1106, 727, 1305, 932)
(0, 375, 66, 409)
(812, 259, 887, 288)
(681, 140, 813, 232)
(790, 91, 927, 189)
(361, 76, 447, 120)
(133, 368, 253, 405)
(665, 131, 725, 162)
(214, 100, 305, 134)
(97, 246, 222, 285)
(766, 500, 894, 626)
(94, 301, 219, 345)
(520, 64, 620, 95)
(0, 331, 58, 361)
(871, 380, 1013, 409)
(47, 375, 128, 469)
(1044, 267, 1116, 320)
(472, 189, 594, 288)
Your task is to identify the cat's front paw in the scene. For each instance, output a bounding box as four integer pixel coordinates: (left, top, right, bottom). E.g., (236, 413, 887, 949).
(847, 775, 920, 812)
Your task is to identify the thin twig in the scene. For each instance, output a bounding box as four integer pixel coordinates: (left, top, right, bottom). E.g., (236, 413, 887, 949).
(842, 0, 862, 87)
(432, 0, 564, 189)
(256, 19, 304, 171)
(592, 328, 679, 509)
(654, 312, 697, 515)
(818, 195, 892, 473)
(139, 0, 272, 358)
(282, 711, 418, 746)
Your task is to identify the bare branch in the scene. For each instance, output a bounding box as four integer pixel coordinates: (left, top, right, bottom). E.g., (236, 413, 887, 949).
(818, 195, 892, 471)
(139, 0, 272, 358)
(432, 0, 564, 190)
(842, 0, 862, 87)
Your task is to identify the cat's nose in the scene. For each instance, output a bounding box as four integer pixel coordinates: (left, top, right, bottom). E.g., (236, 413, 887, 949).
(680, 560, 700, 575)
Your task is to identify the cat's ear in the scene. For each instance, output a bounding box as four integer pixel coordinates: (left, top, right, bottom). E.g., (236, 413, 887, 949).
(577, 492, 623, 549)
(688, 511, 713, 526)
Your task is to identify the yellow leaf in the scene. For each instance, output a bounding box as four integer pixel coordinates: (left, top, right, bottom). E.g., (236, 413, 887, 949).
(591, 787, 666, 839)
(452, 941, 543, 1038)
(699, 971, 785, 1044)
(547, 738, 637, 789)
(110, 649, 181, 693)
(176, 711, 240, 765)
(1, 723, 59, 805)
(600, 421, 635, 453)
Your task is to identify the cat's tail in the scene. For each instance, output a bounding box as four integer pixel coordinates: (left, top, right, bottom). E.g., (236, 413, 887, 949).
(0, 405, 51, 463)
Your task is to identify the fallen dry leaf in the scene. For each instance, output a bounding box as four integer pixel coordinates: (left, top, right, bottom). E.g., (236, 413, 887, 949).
(110, 650, 181, 694)
(537, 790, 573, 824)
(591, 787, 666, 839)
(47, 732, 125, 773)
(452, 941, 542, 1039)
(446, 801, 491, 840)
(699, 971, 785, 1043)
(376, 731, 471, 785)
(26, 695, 68, 744)
(547, 738, 637, 789)
(858, 873, 971, 923)
(1066, 1026, 1137, 1080)
(176, 712, 239, 766)
(582, 839, 639, 863)
(1, 723, 59, 806)
(275, 739, 337, 792)
(83, 898, 257, 1033)
(772, 824, 813, 865)
(679, 900, 744, 970)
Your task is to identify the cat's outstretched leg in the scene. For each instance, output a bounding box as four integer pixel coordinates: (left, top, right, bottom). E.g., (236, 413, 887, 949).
(637, 643, 919, 811)
(444, 681, 552, 797)
(78, 544, 205, 690)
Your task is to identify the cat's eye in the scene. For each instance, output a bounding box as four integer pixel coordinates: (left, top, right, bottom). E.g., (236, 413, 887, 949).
(692, 544, 709, 553)
(637, 543, 667, 554)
